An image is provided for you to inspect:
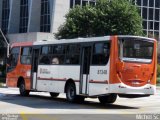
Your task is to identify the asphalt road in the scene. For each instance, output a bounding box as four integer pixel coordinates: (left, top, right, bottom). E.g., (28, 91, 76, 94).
(0, 87, 160, 120)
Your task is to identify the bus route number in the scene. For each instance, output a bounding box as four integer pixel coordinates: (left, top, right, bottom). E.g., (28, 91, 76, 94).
(97, 70, 107, 75)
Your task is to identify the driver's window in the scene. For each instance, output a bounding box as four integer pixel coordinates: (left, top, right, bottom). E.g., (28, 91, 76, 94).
(7, 47, 20, 71)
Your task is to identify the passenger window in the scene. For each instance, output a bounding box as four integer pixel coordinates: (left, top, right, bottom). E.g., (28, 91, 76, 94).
(53, 45, 65, 54)
(21, 47, 32, 64)
(41, 46, 52, 54)
(39, 46, 52, 64)
(39, 56, 50, 64)
(65, 44, 80, 64)
(52, 45, 65, 64)
(92, 42, 110, 65)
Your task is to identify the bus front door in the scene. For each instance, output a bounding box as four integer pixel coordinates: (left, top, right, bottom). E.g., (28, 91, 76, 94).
(80, 46, 91, 95)
(31, 48, 40, 90)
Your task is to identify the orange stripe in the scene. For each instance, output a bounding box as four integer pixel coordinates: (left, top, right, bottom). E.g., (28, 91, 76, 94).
(38, 77, 108, 84)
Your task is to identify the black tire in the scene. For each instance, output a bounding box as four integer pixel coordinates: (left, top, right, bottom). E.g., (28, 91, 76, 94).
(98, 94, 117, 104)
(19, 81, 30, 96)
(50, 92, 59, 98)
(66, 83, 77, 102)
(66, 83, 84, 103)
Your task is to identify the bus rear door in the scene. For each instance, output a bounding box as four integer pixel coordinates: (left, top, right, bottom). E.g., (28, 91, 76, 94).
(31, 47, 40, 90)
(80, 45, 92, 95)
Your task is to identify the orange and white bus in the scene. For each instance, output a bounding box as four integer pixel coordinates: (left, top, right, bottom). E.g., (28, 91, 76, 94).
(6, 35, 157, 104)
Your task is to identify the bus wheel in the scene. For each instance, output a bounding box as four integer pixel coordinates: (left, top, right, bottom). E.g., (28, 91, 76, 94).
(66, 83, 85, 103)
(66, 83, 77, 102)
(98, 94, 117, 104)
(50, 92, 59, 98)
(19, 81, 30, 96)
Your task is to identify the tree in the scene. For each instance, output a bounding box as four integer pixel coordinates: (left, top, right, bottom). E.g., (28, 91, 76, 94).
(55, 0, 143, 39)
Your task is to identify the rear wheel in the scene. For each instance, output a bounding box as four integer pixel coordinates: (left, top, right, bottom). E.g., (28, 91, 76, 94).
(19, 80, 30, 96)
(66, 83, 84, 103)
(50, 92, 59, 98)
(98, 94, 117, 104)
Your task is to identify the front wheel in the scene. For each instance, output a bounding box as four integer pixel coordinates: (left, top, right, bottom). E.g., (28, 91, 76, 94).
(98, 94, 117, 104)
(19, 81, 30, 96)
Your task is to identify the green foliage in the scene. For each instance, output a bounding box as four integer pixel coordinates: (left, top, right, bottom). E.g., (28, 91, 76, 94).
(157, 64, 160, 77)
(157, 78, 160, 84)
(55, 0, 143, 39)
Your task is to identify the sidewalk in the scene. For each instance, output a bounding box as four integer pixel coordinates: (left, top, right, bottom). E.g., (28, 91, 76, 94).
(0, 83, 6, 88)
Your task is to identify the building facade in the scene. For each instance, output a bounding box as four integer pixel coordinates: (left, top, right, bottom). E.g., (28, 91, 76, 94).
(133, 0, 160, 40)
(70, 0, 160, 40)
(0, 0, 70, 43)
(0, 0, 160, 43)
(0, 0, 70, 34)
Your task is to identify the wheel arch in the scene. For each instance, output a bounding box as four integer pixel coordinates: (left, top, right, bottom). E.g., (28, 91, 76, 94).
(64, 79, 76, 93)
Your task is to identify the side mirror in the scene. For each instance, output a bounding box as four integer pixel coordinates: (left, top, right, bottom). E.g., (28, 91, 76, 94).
(116, 61, 124, 72)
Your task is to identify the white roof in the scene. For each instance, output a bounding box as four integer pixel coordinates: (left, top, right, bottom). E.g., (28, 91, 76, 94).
(33, 36, 110, 45)
(33, 35, 156, 45)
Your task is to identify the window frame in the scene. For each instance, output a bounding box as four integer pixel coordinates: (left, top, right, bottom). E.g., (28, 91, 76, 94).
(118, 38, 154, 64)
(91, 41, 111, 66)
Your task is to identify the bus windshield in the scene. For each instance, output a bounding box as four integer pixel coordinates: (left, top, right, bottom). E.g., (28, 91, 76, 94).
(119, 38, 154, 63)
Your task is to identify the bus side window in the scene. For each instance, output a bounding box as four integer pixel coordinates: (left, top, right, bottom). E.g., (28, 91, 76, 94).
(52, 45, 65, 64)
(92, 42, 110, 65)
(7, 47, 20, 72)
(21, 47, 32, 64)
(65, 44, 80, 65)
(39, 46, 52, 65)
(39, 56, 50, 64)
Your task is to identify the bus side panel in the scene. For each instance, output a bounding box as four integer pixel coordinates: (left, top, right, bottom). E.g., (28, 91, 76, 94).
(88, 61, 110, 96)
(6, 75, 18, 87)
(24, 78, 31, 90)
(7, 61, 32, 90)
(6, 45, 32, 90)
(36, 65, 80, 94)
(7, 60, 21, 88)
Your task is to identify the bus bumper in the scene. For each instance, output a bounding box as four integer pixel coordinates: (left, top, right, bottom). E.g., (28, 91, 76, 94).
(109, 83, 156, 97)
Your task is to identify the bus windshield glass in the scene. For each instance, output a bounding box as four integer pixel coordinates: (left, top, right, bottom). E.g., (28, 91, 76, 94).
(119, 38, 154, 63)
